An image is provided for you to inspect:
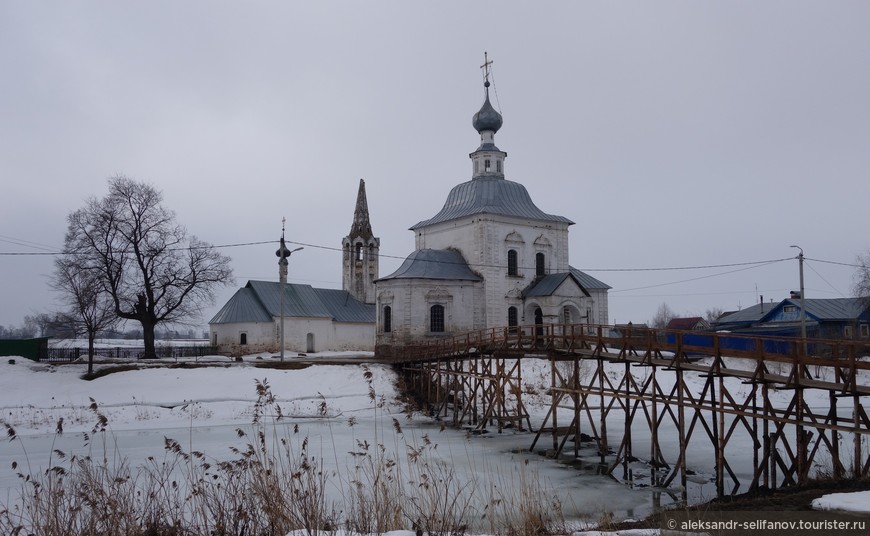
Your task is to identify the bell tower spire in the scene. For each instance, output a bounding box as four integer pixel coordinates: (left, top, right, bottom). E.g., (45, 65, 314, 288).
(342, 178, 379, 304)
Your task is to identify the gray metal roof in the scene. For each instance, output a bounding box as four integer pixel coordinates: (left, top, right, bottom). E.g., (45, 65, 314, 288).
(714, 302, 769, 327)
(569, 267, 612, 290)
(786, 298, 869, 321)
(523, 269, 609, 298)
(209, 280, 375, 324)
(313, 288, 378, 323)
(377, 249, 483, 282)
(410, 177, 574, 230)
(523, 273, 590, 298)
(714, 297, 870, 329)
(210, 287, 273, 324)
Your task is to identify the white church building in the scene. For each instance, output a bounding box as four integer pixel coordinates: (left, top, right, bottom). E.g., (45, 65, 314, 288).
(374, 69, 610, 347)
(208, 180, 379, 355)
(209, 60, 610, 355)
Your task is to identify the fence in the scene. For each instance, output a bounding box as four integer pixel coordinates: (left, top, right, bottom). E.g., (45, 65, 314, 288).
(44, 344, 221, 362)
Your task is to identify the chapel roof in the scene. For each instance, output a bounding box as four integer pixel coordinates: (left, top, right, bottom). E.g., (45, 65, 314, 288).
(209, 280, 375, 324)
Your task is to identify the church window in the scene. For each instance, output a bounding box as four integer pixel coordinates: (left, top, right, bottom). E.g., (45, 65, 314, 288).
(536, 252, 546, 276)
(240, 332, 247, 345)
(355, 242, 363, 261)
(383, 306, 392, 333)
(430, 304, 445, 333)
(485, 159, 491, 172)
(563, 306, 571, 325)
(496, 159, 502, 173)
(534, 307, 544, 336)
(507, 249, 518, 276)
(508, 306, 518, 330)
(474, 160, 479, 174)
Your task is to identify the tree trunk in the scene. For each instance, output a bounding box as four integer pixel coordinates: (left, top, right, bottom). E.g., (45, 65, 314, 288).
(141, 319, 157, 359)
(87, 333, 95, 375)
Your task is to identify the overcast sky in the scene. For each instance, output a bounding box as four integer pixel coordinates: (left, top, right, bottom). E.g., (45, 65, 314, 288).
(2, 2, 869, 330)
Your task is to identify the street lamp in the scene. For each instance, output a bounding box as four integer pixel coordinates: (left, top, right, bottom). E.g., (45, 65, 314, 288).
(277, 219, 303, 361)
(790, 245, 807, 354)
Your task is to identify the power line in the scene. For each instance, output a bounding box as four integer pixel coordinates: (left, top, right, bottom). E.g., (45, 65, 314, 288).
(610, 259, 788, 293)
(0, 235, 859, 284)
(806, 257, 863, 269)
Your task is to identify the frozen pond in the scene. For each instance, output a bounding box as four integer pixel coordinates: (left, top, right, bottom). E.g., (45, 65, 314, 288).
(1, 410, 679, 526)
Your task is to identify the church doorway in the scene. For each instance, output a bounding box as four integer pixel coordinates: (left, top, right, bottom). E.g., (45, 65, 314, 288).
(306, 333, 315, 353)
(534, 307, 543, 337)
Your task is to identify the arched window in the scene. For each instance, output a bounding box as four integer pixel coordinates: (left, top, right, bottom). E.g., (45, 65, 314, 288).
(383, 306, 392, 333)
(355, 242, 363, 261)
(508, 306, 518, 329)
(535, 252, 546, 277)
(507, 249, 518, 276)
(563, 306, 571, 325)
(430, 304, 445, 333)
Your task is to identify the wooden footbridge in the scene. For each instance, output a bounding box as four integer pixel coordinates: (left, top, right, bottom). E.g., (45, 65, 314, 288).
(385, 324, 870, 497)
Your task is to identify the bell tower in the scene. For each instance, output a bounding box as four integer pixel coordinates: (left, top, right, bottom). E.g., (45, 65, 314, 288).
(342, 178, 379, 303)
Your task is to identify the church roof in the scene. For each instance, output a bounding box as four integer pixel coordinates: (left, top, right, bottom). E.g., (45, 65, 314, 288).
(523, 272, 591, 298)
(210, 287, 273, 324)
(522, 268, 610, 298)
(377, 249, 483, 282)
(209, 280, 375, 324)
(410, 177, 574, 230)
(569, 267, 612, 290)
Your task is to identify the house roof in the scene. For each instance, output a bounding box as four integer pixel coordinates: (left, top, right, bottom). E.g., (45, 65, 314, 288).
(788, 298, 870, 321)
(209, 280, 375, 325)
(377, 249, 483, 282)
(410, 177, 574, 230)
(713, 297, 870, 329)
(713, 302, 770, 327)
(666, 317, 708, 330)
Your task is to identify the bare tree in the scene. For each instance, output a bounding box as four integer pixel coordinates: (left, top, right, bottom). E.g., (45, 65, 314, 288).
(52, 256, 119, 374)
(61, 176, 234, 359)
(650, 302, 676, 329)
(855, 250, 870, 306)
(704, 306, 725, 323)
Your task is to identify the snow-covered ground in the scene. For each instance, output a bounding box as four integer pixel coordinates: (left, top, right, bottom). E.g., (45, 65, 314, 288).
(1, 347, 868, 535)
(812, 490, 870, 513)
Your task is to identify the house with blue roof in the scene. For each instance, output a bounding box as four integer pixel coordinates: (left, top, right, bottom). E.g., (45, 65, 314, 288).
(712, 297, 870, 340)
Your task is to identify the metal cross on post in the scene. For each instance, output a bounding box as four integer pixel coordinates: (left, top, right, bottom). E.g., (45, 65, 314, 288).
(276, 217, 302, 361)
(480, 51, 493, 86)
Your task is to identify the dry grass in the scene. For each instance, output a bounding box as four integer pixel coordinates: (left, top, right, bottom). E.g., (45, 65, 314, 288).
(0, 369, 574, 536)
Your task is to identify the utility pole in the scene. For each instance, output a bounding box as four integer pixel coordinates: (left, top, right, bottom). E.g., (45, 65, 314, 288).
(791, 245, 807, 354)
(276, 218, 302, 361)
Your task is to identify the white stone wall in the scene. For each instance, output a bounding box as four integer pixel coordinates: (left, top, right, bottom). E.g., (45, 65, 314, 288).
(414, 214, 571, 329)
(210, 321, 276, 356)
(211, 317, 374, 355)
(375, 278, 484, 346)
(281, 317, 375, 352)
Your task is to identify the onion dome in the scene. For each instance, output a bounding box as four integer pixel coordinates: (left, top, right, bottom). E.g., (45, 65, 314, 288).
(472, 84, 503, 134)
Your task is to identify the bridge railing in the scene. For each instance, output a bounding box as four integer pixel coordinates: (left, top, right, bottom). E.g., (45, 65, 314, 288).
(387, 323, 870, 373)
